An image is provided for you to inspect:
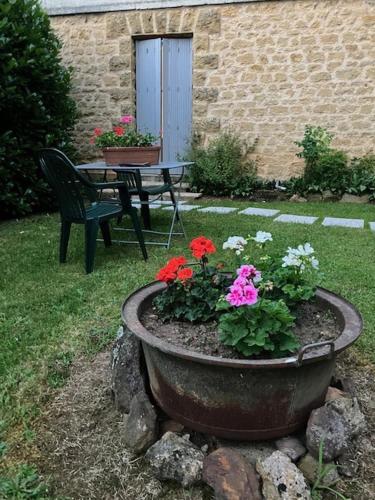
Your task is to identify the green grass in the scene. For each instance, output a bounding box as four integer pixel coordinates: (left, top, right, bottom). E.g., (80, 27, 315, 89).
(0, 200, 374, 442)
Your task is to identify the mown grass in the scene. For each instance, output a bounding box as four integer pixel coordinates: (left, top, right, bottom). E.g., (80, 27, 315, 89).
(0, 200, 374, 477)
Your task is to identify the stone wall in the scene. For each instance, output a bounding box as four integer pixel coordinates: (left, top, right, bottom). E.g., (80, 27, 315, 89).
(51, 0, 375, 178)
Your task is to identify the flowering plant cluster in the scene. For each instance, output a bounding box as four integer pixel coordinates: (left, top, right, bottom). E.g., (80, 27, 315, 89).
(153, 237, 229, 323)
(90, 115, 158, 148)
(154, 231, 321, 358)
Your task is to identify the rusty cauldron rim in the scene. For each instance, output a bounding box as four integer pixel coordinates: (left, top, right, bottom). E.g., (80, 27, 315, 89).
(121, 282, 362, 369)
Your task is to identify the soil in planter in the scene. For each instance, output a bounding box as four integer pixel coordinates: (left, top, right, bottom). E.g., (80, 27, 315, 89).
(141, 301, 341, 359)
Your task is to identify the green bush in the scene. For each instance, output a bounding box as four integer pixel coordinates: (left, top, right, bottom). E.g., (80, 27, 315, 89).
(0, 0, 78, 219)
(290, 126, 375, 198)
(188, 132, 259, 196)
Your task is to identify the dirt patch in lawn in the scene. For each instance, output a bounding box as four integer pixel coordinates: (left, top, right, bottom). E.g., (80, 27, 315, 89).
(28, 348, 373, 500)
(142, 301, 340, 359)
(33, 352, 206, 500)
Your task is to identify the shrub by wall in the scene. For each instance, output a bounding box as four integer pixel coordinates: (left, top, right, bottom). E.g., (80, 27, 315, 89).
(0, 0, 78, 218)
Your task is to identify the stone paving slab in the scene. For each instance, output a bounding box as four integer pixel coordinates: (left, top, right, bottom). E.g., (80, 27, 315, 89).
(238, 207, 280, 217)
(274, 214, 318, 225)
(322, 217, 364, 229)
(369, 222, 375, 231)
(197, 206, 238, 214)
(162, 204, 201, 212)
(132, 203, 161, 209)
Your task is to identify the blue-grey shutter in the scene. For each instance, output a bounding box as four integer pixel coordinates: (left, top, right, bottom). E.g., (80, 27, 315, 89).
(162, 38, 192, 162)
(136, 39, 161, 140)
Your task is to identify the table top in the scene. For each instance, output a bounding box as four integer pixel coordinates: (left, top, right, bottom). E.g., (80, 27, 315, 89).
(76, 161, 193, 171)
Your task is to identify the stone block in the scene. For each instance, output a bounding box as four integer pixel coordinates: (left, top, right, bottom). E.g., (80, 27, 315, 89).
(194, 88, 219, 102)
(197, 9, 221, 34)
(141, 11, 154, 33)
(274, 214, 318, 225)
(105, 13, 128, 39)
(197, 206, 237, 214)
(322, 217, 364, 229)
(195, 54, 219, 70)
(167, 10, 181, 32)
(238, 207, 280, 217)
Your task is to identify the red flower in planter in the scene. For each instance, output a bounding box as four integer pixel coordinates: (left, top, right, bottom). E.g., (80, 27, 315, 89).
(156, 267, 177, 283)
(166, 256, 187, 272)
(156, 256, 188, 283)
(177, 267, 194, 283)
(113, 126, 124, 136)
(94, 128, 103, 136)
(189, 236, 216, 260)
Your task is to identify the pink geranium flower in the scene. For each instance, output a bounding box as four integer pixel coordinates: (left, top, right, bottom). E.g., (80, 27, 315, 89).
(120, 115, 134, 124)
(226, 285, 244, 307)
(243, 284, 258, 305)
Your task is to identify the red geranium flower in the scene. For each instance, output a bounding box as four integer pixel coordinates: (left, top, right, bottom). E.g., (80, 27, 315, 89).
(113, 126, 124, 136)
(165, 256, 187, 273)
(177, 267, 193, 283)
(94, 127, 102, 136)
(189, 236, 216, 260)
(156, 267, 177, 283)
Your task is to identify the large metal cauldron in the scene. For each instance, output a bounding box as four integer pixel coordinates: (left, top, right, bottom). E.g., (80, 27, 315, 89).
(122, 283, 362, 440)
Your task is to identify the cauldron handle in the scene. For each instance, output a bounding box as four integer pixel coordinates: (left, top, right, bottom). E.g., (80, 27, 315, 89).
(295, 340, 335, 367)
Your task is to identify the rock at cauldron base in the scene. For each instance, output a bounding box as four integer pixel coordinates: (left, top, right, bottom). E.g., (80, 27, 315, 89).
(298, 453, 339, 486)
(325, 386, 349, 402)
(160, 419, 185, 435)
(329, 397, 366, 437)
(215, 439, 276, 466)
(256, 451, 311, 500)
(203, 448, 262, 500)
(111, 326, 146, 412)
(124, 392, 158, 454)
(145, 431, 205, 488)
(306, 404, 348, 462)
(275, 436, 306, 462)
(306, 397, 366, 462)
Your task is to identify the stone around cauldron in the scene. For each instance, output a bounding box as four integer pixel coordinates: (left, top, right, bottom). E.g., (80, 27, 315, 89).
(306, 396, 366, 462)
(298, 453, 339, 486)
(203, 447, 262, 500)
(256, 451, 311, 500)
(124, 392, 158, 454)
(111, 326, 146, 412)
(145, 432, 205, 488)
(275, 436, 306, 462)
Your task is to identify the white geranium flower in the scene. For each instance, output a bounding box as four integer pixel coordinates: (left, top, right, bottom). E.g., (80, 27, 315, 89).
(282, 243, 319, 271)
(251, 231, 273, 244)
(223, 236, 247, 254)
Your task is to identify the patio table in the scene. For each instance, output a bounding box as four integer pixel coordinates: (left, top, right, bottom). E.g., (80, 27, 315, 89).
(76, 160, 193, 249)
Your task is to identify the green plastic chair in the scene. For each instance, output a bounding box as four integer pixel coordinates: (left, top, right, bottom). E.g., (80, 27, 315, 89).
(114, 167, 178, 230)
(39, 148, 147, 273)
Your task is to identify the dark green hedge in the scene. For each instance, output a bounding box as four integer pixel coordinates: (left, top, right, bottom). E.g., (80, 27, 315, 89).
(0, 0, 78, 218)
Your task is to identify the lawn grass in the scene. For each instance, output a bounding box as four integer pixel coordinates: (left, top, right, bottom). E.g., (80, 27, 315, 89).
(0, 200, 374, 460)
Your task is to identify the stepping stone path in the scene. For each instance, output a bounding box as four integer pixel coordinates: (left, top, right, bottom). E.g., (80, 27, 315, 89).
(162, 204, 201, 212)
(133, 202, 371, 232)
(197, 206, 238, 214)
(322, 217, 364, 229)
(274, 214, 318, 225)
(238, 207, 280, 217)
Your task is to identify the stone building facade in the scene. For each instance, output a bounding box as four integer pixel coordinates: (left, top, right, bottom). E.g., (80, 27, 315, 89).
(48, 0, 375, 178)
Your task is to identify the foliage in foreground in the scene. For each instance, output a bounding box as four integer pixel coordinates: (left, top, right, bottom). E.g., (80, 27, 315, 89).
(0, 0, 78, 218)
(154, 232, 320, 358)
(0, 464, 49, 499)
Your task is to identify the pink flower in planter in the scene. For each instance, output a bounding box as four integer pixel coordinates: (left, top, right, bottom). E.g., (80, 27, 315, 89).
(120, 115, 134, 124)
(243, 284, 258, 305)
(226, 285, 245, 307)
(237, 264, 261, 283)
